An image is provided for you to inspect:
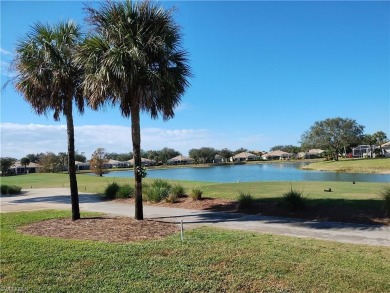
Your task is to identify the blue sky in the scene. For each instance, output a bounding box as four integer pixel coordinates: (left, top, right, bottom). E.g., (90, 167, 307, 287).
(1, 1, 389, 159)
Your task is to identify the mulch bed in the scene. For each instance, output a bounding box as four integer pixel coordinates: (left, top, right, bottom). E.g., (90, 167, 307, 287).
(19, 217, 178, 243)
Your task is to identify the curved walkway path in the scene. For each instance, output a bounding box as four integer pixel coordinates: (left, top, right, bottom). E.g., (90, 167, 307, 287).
(1, 188, 390, 247)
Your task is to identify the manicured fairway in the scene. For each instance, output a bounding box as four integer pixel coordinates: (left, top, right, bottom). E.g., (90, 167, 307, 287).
(1, 210, 389, 292)
(302, 157, 390, 174)
(1, 172, 387, 201)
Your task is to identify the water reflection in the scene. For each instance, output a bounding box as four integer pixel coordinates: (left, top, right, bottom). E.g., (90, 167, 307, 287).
(102, 162, 390, 183)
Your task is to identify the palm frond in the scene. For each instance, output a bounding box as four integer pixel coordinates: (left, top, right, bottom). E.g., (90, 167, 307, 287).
(12, 21, 85, 120)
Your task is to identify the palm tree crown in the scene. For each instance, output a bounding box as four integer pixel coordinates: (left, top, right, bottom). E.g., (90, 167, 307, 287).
(79, 0, 191, 118)
(13, 21, 85, 119)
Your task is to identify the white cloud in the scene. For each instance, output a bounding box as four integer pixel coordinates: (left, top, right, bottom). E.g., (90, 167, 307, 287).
(0, 123, 212, 159)
(0, 48, 12, 56)
(0, 123, 276, 159)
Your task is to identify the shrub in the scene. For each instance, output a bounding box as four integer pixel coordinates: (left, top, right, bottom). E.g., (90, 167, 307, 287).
(171, 184, 186, 198)
(117, 184, 135, 199)
(190, 188, 203, 201)
(144, 179, 171, 202)
(283, 187, 306, 211)
(0, 184, 22, 195)
(104, 182, 120, 199)
(238, 192, 254, 210)
(1, 185, 8, 194)
(380, 185, 390, 217)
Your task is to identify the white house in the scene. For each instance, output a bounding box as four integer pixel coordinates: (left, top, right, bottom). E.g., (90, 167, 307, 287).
(233, 152, 258, 162)
(167, 155, 194, 165)
(262, 150, 291, 160)
(352, 145, 373, 158)
(10, 161, 40, 174)
(213, 154, 225, 164)
(128, 157, 155, 166)
(105, 159, 130, 168)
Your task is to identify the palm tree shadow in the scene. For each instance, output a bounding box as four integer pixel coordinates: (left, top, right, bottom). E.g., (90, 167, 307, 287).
(201, 197, 389, 227)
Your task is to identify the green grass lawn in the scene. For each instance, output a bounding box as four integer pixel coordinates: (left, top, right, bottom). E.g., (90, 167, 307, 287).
(302, 157, 390, 174)
(1, 172, 387, 203)
(1, 210, 389, 292)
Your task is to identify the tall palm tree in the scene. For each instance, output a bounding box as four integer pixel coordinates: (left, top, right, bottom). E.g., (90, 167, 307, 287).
(78, 0, 191, 220)
(12, 21, 85, 220)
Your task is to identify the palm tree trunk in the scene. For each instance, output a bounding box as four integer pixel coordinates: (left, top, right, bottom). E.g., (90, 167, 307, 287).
(65, 101, 80, 221)
(131, 104, 144, 220)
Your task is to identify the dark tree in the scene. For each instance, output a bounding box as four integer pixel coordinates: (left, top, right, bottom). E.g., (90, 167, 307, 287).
(301, 117, 364, 161)
(0, 157, 16, 176)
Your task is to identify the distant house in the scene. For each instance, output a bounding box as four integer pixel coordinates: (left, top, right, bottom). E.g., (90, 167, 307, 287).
(167, 155, 194, 165)
(75, 161, 90, 171)
(352, 145, 372, 158)
(381, 141, 390, 157)
(233, 152, 258, 162)
(262, 150, 291, 160)
(128, 157, 155, 166)
(213, 154, 225, 164)
(11, 161, 40, 174)
(297, 149, 325, 159)
(105, 159, 130, 169)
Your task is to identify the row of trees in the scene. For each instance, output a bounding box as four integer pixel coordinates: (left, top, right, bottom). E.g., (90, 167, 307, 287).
(10, 0, 191, 220)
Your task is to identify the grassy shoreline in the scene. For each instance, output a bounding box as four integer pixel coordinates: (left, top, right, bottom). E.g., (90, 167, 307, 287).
(301, 157, 390, 174)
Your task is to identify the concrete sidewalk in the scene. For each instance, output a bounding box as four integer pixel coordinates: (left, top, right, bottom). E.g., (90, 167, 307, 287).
(1, 188, 390, 247)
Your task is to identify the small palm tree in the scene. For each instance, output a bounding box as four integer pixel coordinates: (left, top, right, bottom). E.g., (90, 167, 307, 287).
(12, 21, 85, 220)
(78, 0, 191, 220)
(20, 157, 30, 174)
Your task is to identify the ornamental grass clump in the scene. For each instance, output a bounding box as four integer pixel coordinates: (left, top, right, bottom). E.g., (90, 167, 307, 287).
(104, 182, 120, 199)
(380, 185, 390, 217)
(171, 184, 186, 198)
(166, 184, 186, 203)
(283, 187, 307, 211)
(237, 192, 254, 210)
(116, 184, 135, 199)
(145, 179, 171, 202)
(190, 188, 203, 201)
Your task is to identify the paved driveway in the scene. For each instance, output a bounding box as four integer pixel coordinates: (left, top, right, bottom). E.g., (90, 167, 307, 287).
(1, 188, 390, 247)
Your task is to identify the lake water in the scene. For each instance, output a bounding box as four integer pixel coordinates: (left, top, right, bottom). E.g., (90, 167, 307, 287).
(103, 162, 390, 183)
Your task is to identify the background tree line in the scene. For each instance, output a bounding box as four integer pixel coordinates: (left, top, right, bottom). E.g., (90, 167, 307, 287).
(3, 117, 388, 177)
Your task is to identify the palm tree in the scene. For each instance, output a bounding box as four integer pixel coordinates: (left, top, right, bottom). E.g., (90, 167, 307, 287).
(78, 0, 191, 220)
(12, 21, 85, 220)
(20, 157, 30, 174)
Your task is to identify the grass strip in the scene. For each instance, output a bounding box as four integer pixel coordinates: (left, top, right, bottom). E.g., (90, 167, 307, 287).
(1, 210, 390, 292)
